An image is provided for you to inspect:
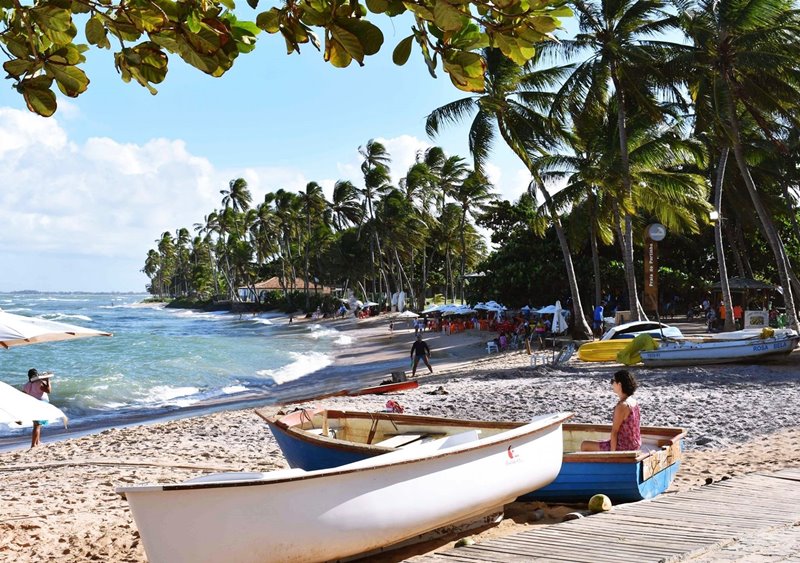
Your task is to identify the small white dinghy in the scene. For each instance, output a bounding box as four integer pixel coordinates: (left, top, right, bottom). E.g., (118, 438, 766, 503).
(117, 412, 570, 563)
(640, 328, 799, 367)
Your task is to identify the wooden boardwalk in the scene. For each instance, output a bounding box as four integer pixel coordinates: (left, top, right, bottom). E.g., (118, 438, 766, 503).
(413, 468, 800, 562)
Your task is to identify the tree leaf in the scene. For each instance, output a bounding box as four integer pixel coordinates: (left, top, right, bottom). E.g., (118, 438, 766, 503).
(18, 76, 57, 117)
(433, 1, 464, 31)
(246, 0, 259, 8)
(3, 59, 34, 79)
(338, 19, 383, 56)
(256, 9, 281, 33)
(392, 35, 413, 65)
(366, 0, 389, 13)
(45, 62, 89, 97)
(325, 37, 352, 68)
(85, 16, 108, 47)
(330, 24, 364, 64)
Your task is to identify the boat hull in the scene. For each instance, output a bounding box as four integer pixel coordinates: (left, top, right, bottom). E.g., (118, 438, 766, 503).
(261, 410, 686, 504)
(577, 340, 630, 362)
(524, 438, 683, 503)
(640, 333, 799, 367)
(347, 379, 419, 396)
(119, 413, 569, 563)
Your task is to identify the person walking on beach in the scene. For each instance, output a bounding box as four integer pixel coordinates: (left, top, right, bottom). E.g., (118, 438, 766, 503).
(581, 369, 641, 452)
(22, 368, 53, 448)
(410, 334, 433, 377)
(523, 321, 533, 355)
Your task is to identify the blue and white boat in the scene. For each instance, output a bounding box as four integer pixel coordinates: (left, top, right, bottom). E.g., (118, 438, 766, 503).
(259, 408, 686, 503)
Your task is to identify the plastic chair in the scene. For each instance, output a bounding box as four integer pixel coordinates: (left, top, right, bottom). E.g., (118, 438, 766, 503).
(486, 341, 499, 354)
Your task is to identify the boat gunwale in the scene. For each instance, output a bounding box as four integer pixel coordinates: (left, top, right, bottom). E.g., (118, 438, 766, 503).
(258, 408, 686, 464)
(119, 412, 572, 493)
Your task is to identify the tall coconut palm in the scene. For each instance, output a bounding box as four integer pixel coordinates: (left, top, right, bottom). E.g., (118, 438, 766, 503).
(426, 47, 593, 339)
(299, 181, 328, 308)
(358, 140, 394, 302)
(545, 0, 681, 321)
(672, 0, 800, 328)
(329, 180, 363, 231)
(452, 172, 495, 303)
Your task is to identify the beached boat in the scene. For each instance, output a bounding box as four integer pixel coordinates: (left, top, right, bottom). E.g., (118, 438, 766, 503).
(347, 379, 419, 396)
(601, 320, 683, 340)
(258, 408, 686, 503)
(118, 411, 570, 563)
(639, 328, 799, 367)
(577, 340, 630, 362)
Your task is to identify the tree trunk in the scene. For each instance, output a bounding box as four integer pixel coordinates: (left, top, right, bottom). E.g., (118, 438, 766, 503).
(589, 193, 602, 309)
(722, 217, 747, 278)
(727, 103, 799, 329)
(459, 210, 467, 305)
(611, 64, 645, 322)
(712, 148, 736, 331)
(494, 122, 592, 339)
(532, 177, 593, 340)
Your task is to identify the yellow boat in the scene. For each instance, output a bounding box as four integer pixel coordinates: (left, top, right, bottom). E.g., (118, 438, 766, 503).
(577, 340, 630, 362)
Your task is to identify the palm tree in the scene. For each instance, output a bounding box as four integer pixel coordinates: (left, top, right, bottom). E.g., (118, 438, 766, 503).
(329, 180, 363, 231)
(426, 47, 593, 339)
(298, 181, 328, 308)
(452, 172, 495, 303)
(358, 140, 394, 302)
(220, 178, 252, 214)
(545, 0, 681, 321)
(672, 0, 800, 328)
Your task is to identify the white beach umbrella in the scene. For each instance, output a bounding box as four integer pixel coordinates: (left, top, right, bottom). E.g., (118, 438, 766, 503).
(0, 310, 112, 349)
(551, 301, 568, 334)
(362, 301, 379, 307)
(421, 305, 441, 314)
(536, 305, 557, 314)
(397, 310, 419, 318)
(0, 381, 67, 427)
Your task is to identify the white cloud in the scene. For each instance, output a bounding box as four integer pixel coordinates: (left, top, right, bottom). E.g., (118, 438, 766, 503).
(0, 109, 535, 291)
(0, 108, 243, 290)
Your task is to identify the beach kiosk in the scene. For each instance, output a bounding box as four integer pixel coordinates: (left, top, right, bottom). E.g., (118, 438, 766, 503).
(710, 277, 778, 328)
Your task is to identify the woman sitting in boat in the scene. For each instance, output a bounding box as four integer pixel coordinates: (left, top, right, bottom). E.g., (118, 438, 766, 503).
(581, 369, 641, 452)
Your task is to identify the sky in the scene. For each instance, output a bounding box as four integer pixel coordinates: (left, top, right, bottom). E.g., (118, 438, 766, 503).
(0, 10, 543, 293)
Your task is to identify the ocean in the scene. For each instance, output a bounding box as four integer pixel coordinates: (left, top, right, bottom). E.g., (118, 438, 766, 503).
(0, 293, 372, 446)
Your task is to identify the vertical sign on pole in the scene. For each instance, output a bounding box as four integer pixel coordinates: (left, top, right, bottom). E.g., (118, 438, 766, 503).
(644, 223, 666, 313)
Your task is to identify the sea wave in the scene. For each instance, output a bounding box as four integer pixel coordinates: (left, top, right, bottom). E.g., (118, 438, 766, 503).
(256, 351, 332, 385)
(222, 385, 247, 394)
(42, 313, 93, 322)
(144, 385, 201, 407)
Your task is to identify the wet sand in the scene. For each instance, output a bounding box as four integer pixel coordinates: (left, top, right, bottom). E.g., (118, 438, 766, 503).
(1, 315, 799, 561)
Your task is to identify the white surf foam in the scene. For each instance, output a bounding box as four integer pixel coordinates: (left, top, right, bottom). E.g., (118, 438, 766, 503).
(257, 351, 332, 385)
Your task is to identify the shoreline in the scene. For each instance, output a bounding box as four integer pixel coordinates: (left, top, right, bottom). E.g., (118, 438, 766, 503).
(2, 316, 799, 561)
(0, 313, 490, 451)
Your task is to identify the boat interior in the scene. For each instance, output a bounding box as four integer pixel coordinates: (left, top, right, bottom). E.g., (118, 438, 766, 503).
(271, 409, 685, 457)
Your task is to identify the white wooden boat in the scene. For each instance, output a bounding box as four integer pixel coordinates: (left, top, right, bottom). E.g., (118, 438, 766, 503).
(601, 320, 683, 341)
(260, 408, 686, 503)
(117, 412, 571, 563)
(639, 328, 799, 367)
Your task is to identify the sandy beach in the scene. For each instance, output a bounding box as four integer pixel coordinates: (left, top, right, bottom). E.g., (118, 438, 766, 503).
(1, 315, 799, 561)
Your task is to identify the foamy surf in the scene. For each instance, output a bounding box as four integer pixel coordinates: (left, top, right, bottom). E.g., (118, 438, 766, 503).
(257, 351, 333, 385)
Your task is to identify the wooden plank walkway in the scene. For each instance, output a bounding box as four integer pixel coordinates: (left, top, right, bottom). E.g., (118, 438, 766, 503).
(413, 468, 800, 562)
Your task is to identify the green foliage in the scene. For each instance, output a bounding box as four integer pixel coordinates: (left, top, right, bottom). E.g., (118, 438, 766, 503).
(2, 0, 571, 115)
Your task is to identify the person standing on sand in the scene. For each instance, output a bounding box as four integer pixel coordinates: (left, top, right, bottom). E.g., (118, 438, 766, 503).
(22, 368, 52, 448)
(410, 334, 433, 377)
(581, 369, 641, 452)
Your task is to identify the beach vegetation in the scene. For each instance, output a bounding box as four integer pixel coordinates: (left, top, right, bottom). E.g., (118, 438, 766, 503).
(140, 0, 800, 332)
(1, 0, 572, 116)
